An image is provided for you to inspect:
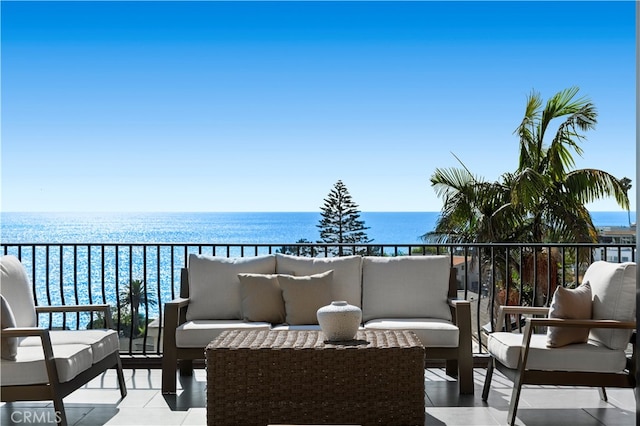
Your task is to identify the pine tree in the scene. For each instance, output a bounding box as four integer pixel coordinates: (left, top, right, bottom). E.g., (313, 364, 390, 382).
(317, 180, 372, 256)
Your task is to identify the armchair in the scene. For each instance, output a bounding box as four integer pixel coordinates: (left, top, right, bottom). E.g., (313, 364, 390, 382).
(1, 255, 127, 426)
(481, 261, 636, 425)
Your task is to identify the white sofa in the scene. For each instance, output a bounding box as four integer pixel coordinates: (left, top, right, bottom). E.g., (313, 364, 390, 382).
(161, 253, 474, 394)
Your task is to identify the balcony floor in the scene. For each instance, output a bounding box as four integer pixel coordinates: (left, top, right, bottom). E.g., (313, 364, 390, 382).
(1, 367, 636, 425)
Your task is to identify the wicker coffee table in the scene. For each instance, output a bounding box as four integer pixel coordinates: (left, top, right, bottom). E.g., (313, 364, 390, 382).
(205, 329, 425, 426)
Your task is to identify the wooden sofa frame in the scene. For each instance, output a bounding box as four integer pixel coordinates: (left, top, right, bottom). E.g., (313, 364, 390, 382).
(1, 305, 127, 426)
(162, 267, 474, 394)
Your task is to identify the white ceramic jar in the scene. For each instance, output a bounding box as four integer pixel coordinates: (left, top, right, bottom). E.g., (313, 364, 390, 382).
(316, 300, 362, 342)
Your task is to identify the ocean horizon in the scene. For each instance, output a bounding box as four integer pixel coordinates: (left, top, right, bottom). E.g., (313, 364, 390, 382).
(1, 211, 636, 244)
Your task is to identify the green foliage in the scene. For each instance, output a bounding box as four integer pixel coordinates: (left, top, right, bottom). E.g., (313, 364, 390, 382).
(277, 239, 318, 256)
(317, 180, 372, 256)
(427, 87, 630, 245)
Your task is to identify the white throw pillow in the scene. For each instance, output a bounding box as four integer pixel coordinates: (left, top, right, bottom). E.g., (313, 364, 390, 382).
(186, 254, 276, 321)
(275, 254, 362, 308)
(584, 261, 636, 350)
(362, 255, 452, 322)
(546, 281, 592, 348)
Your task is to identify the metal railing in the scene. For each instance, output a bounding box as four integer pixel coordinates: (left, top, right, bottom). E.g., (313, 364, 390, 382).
(1, 242, 635, 364)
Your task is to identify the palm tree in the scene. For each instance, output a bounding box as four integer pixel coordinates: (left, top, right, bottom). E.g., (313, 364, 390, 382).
(619, 177, 632, 226)
(510, 87, 629, 243)
(428, 87, 629, 245)
(118, 279, 156, 338)
(428, 87, 630, 307)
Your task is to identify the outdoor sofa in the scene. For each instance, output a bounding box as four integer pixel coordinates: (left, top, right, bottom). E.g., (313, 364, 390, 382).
(162, 253, 474, 394)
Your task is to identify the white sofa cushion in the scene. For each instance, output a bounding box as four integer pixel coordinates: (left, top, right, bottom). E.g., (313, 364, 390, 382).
(362, 255, 452, 322)
(20, 329, 119, 364)
(487, 332, 627, 373)
(276, 254, 362, 308)
(0, 255, 37, 328)
(176, 320, 271, 348)
(583, 261, 636, 350)
(1, 295, 18, 360)
(186, 254, 276, 321)
(364, 318, 459, 347)
(1, 343, 93, 386)
(272, 324, 323, 331)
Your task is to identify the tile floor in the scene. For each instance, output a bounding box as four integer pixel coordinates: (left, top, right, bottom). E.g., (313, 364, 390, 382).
(1, 367, 636, 425)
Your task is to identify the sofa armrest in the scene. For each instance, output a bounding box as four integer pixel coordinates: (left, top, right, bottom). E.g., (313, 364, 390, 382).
(162, 297, 190, 394)
(448, 298, 474, 394)
(35, 304, 114, 328)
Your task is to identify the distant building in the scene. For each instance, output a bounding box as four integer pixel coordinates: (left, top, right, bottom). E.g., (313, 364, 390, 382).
(594, 224, 636, 262)
(452, 255, 480, 292)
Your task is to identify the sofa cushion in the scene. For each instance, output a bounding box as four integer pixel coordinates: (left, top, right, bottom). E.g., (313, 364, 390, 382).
(364, 318, 459, 348)
(0, 255, 37, 328)
(20, 329, 119, 364)
(583, 261, 636, 350)
(238, 273, 286, 324)
(1, 343, 93, 386)
(276, 254, 362, 308)
(546, 281, 592, 348)
(186, 254, 276, 321)
(488, 332, 627, 373)
(1, 295, 18, 361)
(176, 320, 271, 348)
(278, 270, 334, 325)
(362, 255, 452, 322)
(272, 324, 323, 331)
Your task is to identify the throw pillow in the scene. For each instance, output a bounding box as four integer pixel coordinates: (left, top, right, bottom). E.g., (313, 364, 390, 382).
(546, 281, 592, 348)
(1, 294, 18, 360)
(278, 270, 334, 325)
(237, 273, 286, 324)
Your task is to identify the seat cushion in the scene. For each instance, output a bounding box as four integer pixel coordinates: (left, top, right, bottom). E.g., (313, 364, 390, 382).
(364, 318, 459, 347)
(1, 343, 93, 386)
(275, 254, 362, 308)
(583, 261, 636, 350)
(271, 324, 323, 331)
(186, 254, 276, 321)
(362, 255, 452, 322)
(175, 320, 271, 348)
(0, 255, 37, 328)
(20, 329, 119, 364)
(487, 332, 627, 373)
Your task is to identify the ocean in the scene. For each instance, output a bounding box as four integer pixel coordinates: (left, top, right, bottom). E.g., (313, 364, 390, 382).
(1, 210, 634, 327)
(0, 211, 635, 244)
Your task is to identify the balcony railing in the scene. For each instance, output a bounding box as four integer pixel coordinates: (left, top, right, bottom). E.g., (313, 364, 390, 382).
(1, 242, 635, 364)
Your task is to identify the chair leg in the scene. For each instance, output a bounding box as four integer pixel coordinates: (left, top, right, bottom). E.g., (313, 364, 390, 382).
(179, 359, 194, 376)
(162, 347, 178, 394)
(115, 357, 128, 398)
(598, 387, 608, 402)
(445, 359, 458, 378)
(482, 358, 494, 401)
(507, 367, 525, 426)
(52, 395, 67, 426)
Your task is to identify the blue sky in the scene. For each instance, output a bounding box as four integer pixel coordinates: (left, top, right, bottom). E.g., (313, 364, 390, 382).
(1, 1, 636, 213)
